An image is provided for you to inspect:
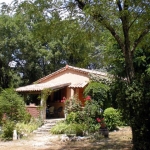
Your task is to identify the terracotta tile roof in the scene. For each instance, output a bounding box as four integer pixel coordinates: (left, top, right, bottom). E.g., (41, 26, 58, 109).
(36, 65, 107, 83)
(16, 82, 71, 92)
(16, 65, 107, 92)
(69, 81, 88, 88)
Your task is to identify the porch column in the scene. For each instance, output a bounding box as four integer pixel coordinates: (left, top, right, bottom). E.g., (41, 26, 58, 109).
(40, 93, 46, 120)
(71, 88, 75, 97)
(23, 94, 27, 105)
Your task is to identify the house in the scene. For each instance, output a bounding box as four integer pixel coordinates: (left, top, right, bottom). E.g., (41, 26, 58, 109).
(16, 65, 107, 119)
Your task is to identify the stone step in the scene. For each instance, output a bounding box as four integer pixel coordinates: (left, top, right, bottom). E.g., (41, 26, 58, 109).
(33, 131, 50, 135)
(44, 124, 57, 128)
(36, 128, 50, 132)
(43, 123, 56, 126)
(33, 118, 64, 135)
(44, 118, 64, 123)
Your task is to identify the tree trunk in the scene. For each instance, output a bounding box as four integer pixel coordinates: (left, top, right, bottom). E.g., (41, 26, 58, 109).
(131, 121, 150, 150)
(124, 48, 134, 83)
(130, 78, 150, 150)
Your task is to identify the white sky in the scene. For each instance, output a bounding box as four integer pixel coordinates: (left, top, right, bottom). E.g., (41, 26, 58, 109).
(1, 0, 13, 4)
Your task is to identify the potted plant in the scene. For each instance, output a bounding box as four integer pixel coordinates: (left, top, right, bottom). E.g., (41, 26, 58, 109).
(96, 117, 109, 138)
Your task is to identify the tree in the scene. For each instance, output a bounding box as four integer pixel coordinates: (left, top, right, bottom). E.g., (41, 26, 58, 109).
(74, 0, 150, 149)
(84, 73, 111, 110)
(0, 14, 23, 89)
(0, 0, 98, 89)
(0, 88, 30, 123)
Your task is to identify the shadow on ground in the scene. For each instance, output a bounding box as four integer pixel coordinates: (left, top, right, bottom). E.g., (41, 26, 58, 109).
(43, 127, 132, 150)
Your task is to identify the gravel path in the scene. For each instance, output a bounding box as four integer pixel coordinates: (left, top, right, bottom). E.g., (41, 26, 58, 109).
(0, 134, 60, 150)
(0, 127, 132, 150)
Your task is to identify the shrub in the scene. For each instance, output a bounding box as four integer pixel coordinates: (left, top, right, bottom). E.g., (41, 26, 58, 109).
(50, 121, 85, 136)
(65, 97, 102, 133)
(1, 120, 15, 140)
(63, 95, 106, 134)
(64, 123, 84, 136)
(0, 88, 31, 123)
(103, 107, 121, 130)
(66, 112, 77, 124)
(66, 111, 84, 124)
(84, 81, 111, 109)
(16, 117, 43, 136)
(64, 95, 82, 114)
(50, 122, 69, 134)
(83, 98, 100, 118)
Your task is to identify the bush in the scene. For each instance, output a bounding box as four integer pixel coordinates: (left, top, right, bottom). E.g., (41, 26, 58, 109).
(84, 81, 111, 109)
(1, 120, 15, 140)
(16, 117, 43, 136)
(66, 111, 84, 124)
(65, 97, 101, 134)
(83, 99, 100, 118)
(0, 88, 31, 123)
(50, 121, 85, 136)
(103, 107, 121, 131)
(64, 95, 82, 114)
(66, 112, 77, 124)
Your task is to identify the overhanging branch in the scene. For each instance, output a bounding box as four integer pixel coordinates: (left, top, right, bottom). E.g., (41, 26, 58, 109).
(132, 28, 150, 52)
(75, 0, 125, 53)
(75, 0, 85, 9)
(116, 0, 122, 11)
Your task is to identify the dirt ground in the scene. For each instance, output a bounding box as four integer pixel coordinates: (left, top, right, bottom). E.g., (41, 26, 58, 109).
(0, 126, 132, 150)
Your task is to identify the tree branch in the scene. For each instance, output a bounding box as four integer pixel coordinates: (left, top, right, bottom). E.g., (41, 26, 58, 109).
(128, 9, 144, 30)
(75, 0, 85, 9)
(116, 0, 122, 11)
(93, 13, 125, 52)
(75, 0, 125, 52)
(132, 28, 150, 52)
(103, 21, 124, 51)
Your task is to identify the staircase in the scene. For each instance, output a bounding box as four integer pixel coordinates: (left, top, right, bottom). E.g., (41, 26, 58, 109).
(33, 118, 64, 135)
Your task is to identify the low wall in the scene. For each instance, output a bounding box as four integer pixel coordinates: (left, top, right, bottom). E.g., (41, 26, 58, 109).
(26, 103, 65, 118)
(26, 104, 40, 118)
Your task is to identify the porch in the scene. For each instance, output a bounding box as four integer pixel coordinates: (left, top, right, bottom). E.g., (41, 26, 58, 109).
(46, 102, 65, 119)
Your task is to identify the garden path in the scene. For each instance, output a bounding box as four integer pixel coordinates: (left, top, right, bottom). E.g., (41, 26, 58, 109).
(0, 126, 132, 150)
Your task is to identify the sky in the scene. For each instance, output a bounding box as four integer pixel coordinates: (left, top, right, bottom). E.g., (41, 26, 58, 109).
(1, 0, 13, 4)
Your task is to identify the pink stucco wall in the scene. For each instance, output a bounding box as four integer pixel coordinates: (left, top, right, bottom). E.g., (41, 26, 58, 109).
(40, 69, 89, 84)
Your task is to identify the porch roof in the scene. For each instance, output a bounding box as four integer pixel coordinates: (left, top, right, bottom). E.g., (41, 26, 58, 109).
(16, 82, 71, 92)
(69, 81, 88, 88)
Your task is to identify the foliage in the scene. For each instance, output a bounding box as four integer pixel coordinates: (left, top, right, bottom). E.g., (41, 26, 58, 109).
(66, 112, 79, 124)
(52, 96, 101, 134)
(65, 111, 86, 124)
(41, 88, 53, 103)
(103, 107, 121, 131)
(84, 81, 111, 109)
(50, 121, 68, 134)
(64, 95, 82, 114)
(50, 121, 85, 136)
(1, 0, 150, 148)
(0, 120, 15, 141)
(65, 123, 84, 136)
(0, 88, 31, 123)
(0, 117, 43, 140)
(83, 98, 100, 118)
(81, 97, 102, 133)
(16, 117, 43, 136)
(0, 0, 97, 89)
(116, 76, 150, 149)
(73, 0, 150, 149)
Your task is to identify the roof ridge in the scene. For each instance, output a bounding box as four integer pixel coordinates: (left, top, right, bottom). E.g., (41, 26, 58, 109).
(35, 65, 107, 83)
(67, 65, 105, 73)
